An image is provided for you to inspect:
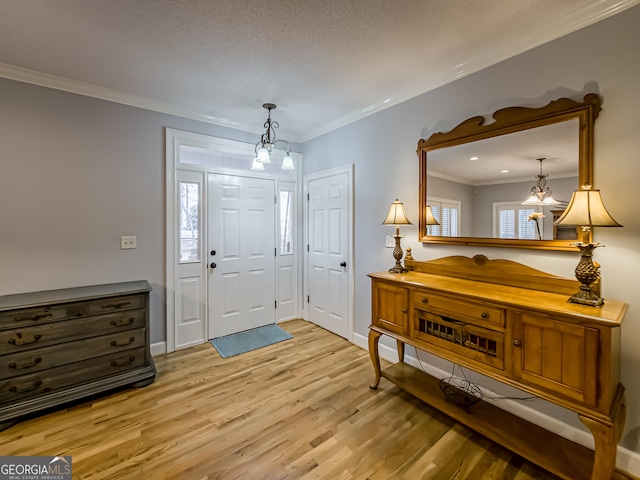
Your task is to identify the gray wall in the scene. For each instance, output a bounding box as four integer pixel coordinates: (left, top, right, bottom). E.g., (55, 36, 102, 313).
(0, 78, 262, 343)
(302, 6, 640, 452)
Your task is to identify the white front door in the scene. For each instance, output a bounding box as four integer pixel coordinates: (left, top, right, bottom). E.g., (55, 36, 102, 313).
(306, 168, 352, 339)
(208, 173, 276, 338)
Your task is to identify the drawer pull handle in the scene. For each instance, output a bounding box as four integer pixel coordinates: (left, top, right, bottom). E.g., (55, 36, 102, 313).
(8, 334, 42, 346)
(10, 380, 42, 393)
(102, 301, 132, 309)
(14, 313, 52, 322)
(111, 317, 136, 327)
(481, 312, 488, 319)
(513, 340, 522, 347)
(402, 308, 408, 313)
(421, 298, 428, 303)
(8, 357, 42, 370)
(111, 337, 135, 347)
(111, 356, 135, 367)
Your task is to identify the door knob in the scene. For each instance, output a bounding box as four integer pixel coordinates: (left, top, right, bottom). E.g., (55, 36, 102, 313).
(340, 261, 347, 267)
(210, 250, 216, 256)
(210, 262, 217, 269)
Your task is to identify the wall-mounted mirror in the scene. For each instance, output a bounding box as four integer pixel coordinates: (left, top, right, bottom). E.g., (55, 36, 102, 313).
(418, 94, 601, 251)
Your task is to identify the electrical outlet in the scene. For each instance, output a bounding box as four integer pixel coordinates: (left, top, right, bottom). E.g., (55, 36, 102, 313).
(385, 235, 395, 248)
(120, 236, 137, 249)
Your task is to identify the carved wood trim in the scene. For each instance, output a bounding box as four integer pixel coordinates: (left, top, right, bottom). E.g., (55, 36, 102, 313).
(404, 254, 580, 295)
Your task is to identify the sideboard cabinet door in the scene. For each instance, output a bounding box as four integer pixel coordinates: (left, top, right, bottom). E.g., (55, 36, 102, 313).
(371, 280, 409, 336)
(512, 312, 599, 406)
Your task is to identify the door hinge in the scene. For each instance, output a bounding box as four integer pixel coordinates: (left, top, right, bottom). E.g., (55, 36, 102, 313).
(307, 244, 309, 252)
(307, 193, 310, 201)
(275, 248, 277, 257)
(275, 300, 277, 309)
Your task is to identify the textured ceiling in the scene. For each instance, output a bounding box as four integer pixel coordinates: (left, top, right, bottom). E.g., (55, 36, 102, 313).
(0, 0, 638, 142)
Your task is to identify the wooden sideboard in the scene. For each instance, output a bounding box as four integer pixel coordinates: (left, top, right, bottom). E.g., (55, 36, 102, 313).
(368, 255, 627, 480)
(0, 280, 156, 430)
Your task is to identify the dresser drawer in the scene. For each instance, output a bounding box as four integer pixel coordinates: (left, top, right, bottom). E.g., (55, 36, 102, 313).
(0, 348, 147, 404)
(412, 290, 505, 328)
(0, 293, 146, 329)
(0, 309, 146, 352)
(0, 328, 146, 379)
(413, 309, 504, 370)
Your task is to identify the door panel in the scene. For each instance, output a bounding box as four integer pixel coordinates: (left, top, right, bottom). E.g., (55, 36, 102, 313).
(174, 172, 206, 350)
(513, 312, 599, 405)
(307, 171, 350, 338)
(208, 174, 276, 338)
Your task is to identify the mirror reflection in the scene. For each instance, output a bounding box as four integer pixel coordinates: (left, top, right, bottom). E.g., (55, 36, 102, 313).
(418, 94, 600, 251)
(426, 119, 579, 241)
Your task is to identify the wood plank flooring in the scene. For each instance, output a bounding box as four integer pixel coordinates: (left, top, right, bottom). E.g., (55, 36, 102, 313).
(1, 320, 635, 480)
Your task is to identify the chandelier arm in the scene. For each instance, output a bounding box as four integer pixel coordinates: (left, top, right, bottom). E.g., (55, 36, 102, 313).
(273, 139, 292, 154)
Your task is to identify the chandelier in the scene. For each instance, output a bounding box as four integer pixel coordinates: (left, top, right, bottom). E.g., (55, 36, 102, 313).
(522, 158, 560, 205)
(251, 103, 295, 171)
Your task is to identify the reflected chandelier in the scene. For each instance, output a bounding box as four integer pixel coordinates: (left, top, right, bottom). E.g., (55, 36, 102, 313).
(522, 157, 560, 205)
(252, 103, 295, 171)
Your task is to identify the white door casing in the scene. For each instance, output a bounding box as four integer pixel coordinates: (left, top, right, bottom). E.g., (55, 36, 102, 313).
(208, 173, 276, 339)
(304, 166, 354, 339)
(166, 128, 301, 353)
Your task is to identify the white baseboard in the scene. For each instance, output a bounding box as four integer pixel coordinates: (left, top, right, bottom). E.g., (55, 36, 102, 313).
(150, 341, 166, 357)
(352, 331, 640, 477)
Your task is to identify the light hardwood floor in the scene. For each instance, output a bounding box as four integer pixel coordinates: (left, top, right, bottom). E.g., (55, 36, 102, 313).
(1, 320, 635, 480)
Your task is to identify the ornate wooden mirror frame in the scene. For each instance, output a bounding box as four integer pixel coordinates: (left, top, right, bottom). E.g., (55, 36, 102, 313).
(418, 94, 601, 251)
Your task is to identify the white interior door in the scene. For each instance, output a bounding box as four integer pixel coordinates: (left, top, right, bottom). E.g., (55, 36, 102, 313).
(306, 168, 352, 339)
(208, 173, 276, 338)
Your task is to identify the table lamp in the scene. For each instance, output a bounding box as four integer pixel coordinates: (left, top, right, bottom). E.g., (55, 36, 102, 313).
(425, 204, 440, 234)
(382, 199, 412, 273)
(554, 185, 622, 306)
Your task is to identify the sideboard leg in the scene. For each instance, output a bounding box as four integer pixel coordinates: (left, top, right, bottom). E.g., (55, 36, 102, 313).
(579, 414, 617, 480)
(397, 340, 405, 363)
(579, 384, 626, 480)
(368, 329, 382, 390)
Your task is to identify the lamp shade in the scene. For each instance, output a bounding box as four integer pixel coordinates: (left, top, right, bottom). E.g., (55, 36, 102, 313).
(554, 187, 622, 227)
(382, 199, 412, 226)
(281, 154, 295, 170)
(425, 205, 440, 226)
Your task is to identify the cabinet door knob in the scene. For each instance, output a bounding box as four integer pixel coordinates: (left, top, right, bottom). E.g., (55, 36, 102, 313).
(481, 312, 488, 319)
(421, 297, 428, 303)
(402, 308, 407, 313)
(513, 340, 522, 347)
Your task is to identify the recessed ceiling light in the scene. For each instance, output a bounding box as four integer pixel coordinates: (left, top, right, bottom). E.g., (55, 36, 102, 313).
(501, 169, 510, 173)
(470, 156, 479, 161)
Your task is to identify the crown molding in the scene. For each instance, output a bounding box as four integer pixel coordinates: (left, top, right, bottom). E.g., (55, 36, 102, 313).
(298, 0, 640, 142)
(1, 0, 639, 144)
(0, 62, 259, 135)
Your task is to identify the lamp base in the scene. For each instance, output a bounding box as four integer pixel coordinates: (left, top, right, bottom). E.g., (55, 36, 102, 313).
(568, 242, 604, 307)
(388, 233, 407, 274)
(567, 286, 604, 307)
(388, 264, 408, 274)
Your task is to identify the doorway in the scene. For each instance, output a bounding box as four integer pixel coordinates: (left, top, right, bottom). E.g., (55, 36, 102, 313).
(304, 165, 354, 340)
(207, 173, 276, 338)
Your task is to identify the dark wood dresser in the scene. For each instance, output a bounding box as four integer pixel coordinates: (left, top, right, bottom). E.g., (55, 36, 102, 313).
(0, 280, 156, 430)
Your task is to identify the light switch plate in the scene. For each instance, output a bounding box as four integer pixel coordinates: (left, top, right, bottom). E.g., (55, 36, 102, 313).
(385, 236, 395, 248)
(121, 236, 137, 249)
